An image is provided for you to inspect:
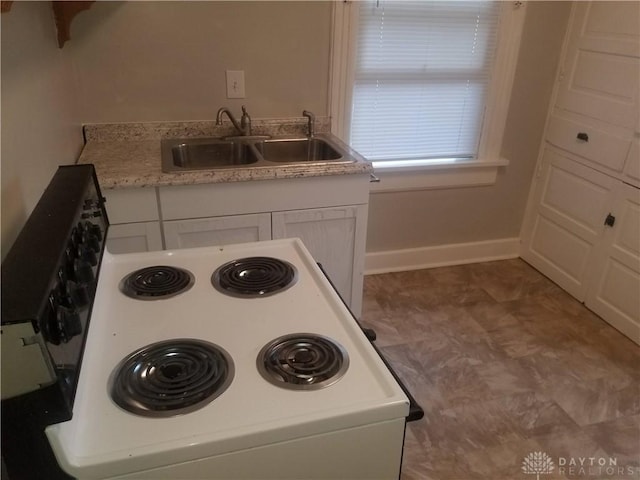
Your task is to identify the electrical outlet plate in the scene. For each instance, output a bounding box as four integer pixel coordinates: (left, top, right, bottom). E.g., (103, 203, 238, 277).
(226, 70, 245, 99)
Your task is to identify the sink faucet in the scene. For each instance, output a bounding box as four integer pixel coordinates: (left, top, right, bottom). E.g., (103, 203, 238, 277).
(216, 106, 252, 136)
(302, 110, 315, 137)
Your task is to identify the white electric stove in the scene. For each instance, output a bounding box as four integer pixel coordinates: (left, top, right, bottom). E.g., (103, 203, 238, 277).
(45, 238, 410, 479)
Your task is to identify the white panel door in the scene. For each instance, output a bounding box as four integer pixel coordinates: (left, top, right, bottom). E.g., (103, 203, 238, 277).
(586, 182, 640, 344)
(521, 149, 616, 299)
(106, 222, 163, 254)
(272, 205, 368, 317)
(163, 213, 271, 249)
(555, 2, 640, 129)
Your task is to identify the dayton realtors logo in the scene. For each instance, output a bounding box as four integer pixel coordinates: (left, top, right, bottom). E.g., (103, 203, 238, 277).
(522, 451, 640, 478)
(522, 451, 555, 480)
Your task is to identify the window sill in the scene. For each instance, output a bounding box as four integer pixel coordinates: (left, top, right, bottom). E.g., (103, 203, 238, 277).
(369, 158, 509, 193)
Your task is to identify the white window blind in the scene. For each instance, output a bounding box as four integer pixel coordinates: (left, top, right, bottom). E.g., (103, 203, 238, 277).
(350, 1, 502, 163)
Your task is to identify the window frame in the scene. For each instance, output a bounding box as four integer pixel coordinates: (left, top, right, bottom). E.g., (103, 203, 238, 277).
(328, 0, 527, 192)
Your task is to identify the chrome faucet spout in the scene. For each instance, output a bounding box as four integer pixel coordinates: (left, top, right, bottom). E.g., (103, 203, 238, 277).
(216, 106, 251, 136)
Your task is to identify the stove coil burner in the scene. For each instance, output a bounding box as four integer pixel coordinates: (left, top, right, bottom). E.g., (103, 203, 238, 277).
(120, 266, 194, 300)
(257, 333, 349, 390)
(212, 257, 297, 298)
(109, 339, 234, 417)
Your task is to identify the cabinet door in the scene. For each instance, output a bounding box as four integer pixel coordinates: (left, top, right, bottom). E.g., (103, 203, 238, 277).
(272, 205, 368, 317)
(555, 2, 640, 129)
(585, 182, 640, 344)
(104, 188, 159, 224)
(623, 139, 640, 188)
(107, 222, 163, 254)
(521, 149, 616, 300)
(164, 213, 271, 249)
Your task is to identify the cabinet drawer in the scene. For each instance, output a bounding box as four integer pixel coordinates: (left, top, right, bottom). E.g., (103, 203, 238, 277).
(104, 188, 159, 224)
(546, 115, 631, 172)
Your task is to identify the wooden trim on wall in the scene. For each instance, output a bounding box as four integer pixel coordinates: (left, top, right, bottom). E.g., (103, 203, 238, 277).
(365, 238, 521, 275)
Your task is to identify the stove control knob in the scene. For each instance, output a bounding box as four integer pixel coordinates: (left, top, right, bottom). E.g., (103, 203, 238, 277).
(77, 243, 98, 266)
(85, 221, 103, 242)
(74, 258, 94, 284)
(44, 295, 62, 345)
(72, 224, 84, 246)
(82, 232, 101, 253)
(83, 198, 98, 210)
(44, 294, 81, 345)
(56, 305, 82, 343)
(81, 211, 102, 219)
(68, 280, 90, 308)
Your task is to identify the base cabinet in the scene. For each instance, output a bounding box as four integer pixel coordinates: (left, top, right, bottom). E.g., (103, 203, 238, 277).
(164, 213, 272, 249)
(521, 149, 616, 300)
(102, 175, 370, 317)
(272, 205, 368, 315)
(585, 182, 640, 342)
(104, 188, 162, 254)
(106, 222, 163, 254)
(522, 149, 640, 344)
(521, 1, 640, 344)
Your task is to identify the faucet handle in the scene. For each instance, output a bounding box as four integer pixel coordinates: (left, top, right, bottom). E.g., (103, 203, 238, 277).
(302, 110, 315, 137)
(240, 105, 252, 135)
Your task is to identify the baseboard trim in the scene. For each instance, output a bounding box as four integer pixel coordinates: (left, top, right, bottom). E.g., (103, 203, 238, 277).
(365, 237, 521, 275)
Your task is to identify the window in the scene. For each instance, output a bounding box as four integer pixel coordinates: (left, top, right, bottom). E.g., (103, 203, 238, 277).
(330, 0, 526, 190)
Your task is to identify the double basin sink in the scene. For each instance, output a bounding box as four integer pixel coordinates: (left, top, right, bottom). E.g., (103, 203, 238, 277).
(161, 134, 352, 173)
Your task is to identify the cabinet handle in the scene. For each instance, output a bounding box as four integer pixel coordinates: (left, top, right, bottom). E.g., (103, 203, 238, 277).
(576, 132, 589, 142)
(604, 213, 616, 227)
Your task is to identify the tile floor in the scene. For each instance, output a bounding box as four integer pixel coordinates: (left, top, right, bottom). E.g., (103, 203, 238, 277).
(360, 259, 640, 480)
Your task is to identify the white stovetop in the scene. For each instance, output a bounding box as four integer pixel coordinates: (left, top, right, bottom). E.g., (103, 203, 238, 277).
(46, 238, 408, 478)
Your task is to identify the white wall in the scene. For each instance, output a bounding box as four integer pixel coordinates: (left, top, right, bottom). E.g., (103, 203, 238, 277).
(0, 1, 332, 258)
(365, 2, 572, 254)
(66, 1, 332, 122)
(1, 1, 84, 259)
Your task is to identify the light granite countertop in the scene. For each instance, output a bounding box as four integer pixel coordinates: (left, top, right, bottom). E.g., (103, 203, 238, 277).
(77, 118, 372, 190)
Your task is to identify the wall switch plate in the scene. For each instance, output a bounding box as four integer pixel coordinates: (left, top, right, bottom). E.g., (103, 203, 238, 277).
(226, 70, 245, 99)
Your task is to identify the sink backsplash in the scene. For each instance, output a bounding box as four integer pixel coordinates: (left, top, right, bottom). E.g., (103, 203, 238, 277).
(83, 117, 331, 143)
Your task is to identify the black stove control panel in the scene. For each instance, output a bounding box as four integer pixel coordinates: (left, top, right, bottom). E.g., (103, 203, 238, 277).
(1, 165, 108, 406)
(1, 165, 109, 480)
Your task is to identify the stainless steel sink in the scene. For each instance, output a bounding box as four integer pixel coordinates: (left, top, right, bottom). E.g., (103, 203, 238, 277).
(257, 138, 342, 163)
(161, 138, 259, 172)
(161, 134, 353, 173)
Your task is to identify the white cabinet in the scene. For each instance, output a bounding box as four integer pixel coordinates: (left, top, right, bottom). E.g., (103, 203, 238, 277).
(585, 182, 640, 342)
(521, 150, 616, 300)
(156, 175, 370, 317)
(164, 213, 271, 249)
(272, 205, 368, 313)
(103, 175, 371, 317)
(545, 113, 632, 174)
(546, 2, 639, 185)
(107, 222, 163, 254)
(522, 150, 640, 344)
(623, 139, 640, 186)
(521, 1, 640, 344)
(554, 2, 639, 130)
(104, 188, 162, 254)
